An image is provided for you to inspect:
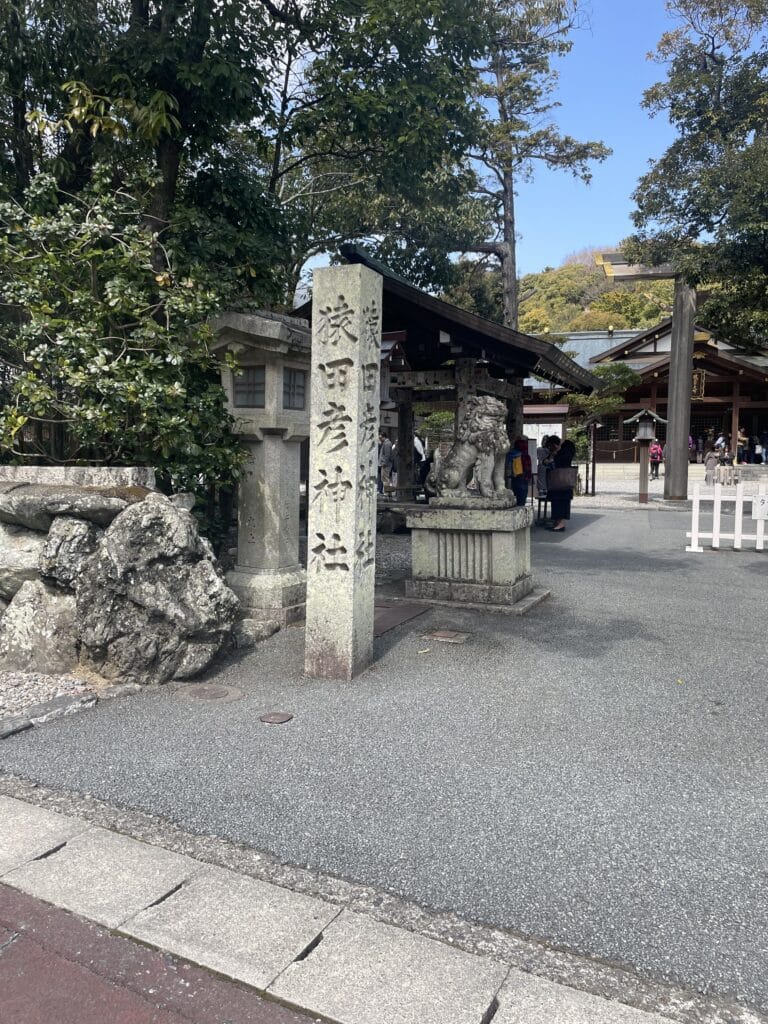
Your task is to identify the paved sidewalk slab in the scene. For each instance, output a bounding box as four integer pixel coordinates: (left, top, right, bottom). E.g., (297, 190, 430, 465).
(0, 935, 187, 1024)
(0, 794, 89, 874)
(3, 827, 197, 927)
(0, 884, 318, 1024)
(123, 866, 341, 990)
(497, 971, 673, 1023)
(270, 909, 508, 1024)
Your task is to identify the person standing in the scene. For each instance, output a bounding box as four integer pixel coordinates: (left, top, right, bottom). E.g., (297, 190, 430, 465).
(649, 439, 663, 479)
(704, 446, 718, 485)
(754, 434, 765, 465)
(508, 437, 532, 507)
(536, 435, 559, 498)
(378, 430, 392, 496)
(414, 432, 426, 465)
(547, 439, 576, 532)
(737, 427, 748, 464)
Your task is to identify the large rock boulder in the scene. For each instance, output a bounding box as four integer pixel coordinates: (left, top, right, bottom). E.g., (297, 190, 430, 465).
(75, 494, 238, 686)
(0, 482, 147, 532)
(0, 579, 79, 674)
(40, 516, 102, 589)
(0, 522, 47, 600)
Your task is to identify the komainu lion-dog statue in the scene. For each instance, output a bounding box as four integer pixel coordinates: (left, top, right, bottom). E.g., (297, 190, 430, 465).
(427, 395, 512, 500)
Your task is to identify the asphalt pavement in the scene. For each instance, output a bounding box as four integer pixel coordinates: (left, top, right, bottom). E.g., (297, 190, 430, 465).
(1, 505, 766, 1013)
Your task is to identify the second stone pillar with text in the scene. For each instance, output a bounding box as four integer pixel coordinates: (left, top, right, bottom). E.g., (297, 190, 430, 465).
(304, 264, 383, 680)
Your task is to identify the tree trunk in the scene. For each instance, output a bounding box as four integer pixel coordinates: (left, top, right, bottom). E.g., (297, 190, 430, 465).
(268, 48, 295, 196)
(58, 130, 95, 193)
(144, 136, 183, 269)
(500, 166, 518, 330)
(7, 2, 35, 196)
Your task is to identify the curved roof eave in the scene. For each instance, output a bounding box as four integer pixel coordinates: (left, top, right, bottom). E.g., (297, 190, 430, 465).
(334, 245, 599, 394)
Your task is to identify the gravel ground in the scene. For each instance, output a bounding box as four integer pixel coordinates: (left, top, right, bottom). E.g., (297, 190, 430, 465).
(2, 508, 767, 1013)
(0, 673, 94, 719)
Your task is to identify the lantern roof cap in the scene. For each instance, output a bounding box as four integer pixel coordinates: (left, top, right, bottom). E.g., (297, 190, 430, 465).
(623, 407, 668, 425)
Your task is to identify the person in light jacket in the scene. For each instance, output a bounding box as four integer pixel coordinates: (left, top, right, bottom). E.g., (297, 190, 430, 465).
(703, 447, 718, 486)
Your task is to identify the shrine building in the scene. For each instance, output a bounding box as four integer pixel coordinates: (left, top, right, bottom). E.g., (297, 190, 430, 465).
(524, 321, 768, 462)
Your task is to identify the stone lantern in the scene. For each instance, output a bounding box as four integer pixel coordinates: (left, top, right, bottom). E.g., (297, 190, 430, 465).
(211, 311, 311, 624)
(624, 408, 667, 504)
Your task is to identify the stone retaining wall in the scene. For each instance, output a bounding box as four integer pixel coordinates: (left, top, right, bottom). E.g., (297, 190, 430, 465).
(0, 466, 156, 489)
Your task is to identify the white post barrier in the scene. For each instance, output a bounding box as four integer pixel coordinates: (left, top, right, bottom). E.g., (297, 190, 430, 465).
(687, 482, 767, 553)
(734, 484, 744, 550)
(686, 483, 703, 553)
(712, 482, 722, 548)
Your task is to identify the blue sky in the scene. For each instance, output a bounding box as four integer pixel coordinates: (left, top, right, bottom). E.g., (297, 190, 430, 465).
(514, 0, 678, 275)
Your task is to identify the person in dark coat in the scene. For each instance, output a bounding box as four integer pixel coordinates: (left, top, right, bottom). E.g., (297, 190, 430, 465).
(547, 439, 576, 532)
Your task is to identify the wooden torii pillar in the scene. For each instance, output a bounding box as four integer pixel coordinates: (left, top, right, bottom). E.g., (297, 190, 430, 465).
(393, 387, 416, 499)
(596, 253, 695, 501)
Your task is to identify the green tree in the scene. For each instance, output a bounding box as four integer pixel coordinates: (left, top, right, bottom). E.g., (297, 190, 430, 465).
(0, 0, 500, 509)
(440, 259, 505, 320)
(518, 304, 551, 332)
(0, 170, 244, 498)
(252, 0, 489, 300)
(0, 0, 287, 298)
(465, 0, 610, 328)
(2, 0, 489, 304)
(565, 309, 627, 331)
(627, 0, 768, 351)
(566, 362, 642, 420)
(444, 254, 673, 332)
(589, 284, 674, 326)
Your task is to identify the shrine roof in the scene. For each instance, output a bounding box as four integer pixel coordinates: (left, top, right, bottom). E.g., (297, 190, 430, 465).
(295, 246, 598, 394)
(639, 349, 768, 382)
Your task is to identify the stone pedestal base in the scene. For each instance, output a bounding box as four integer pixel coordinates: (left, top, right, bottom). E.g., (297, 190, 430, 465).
(406, 575, 533, 605)
(405, 505, 534, 610)
(226, 565, 306, 626)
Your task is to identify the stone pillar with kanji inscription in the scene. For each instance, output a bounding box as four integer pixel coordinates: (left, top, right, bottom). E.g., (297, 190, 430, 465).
(304, 265, 382, 680)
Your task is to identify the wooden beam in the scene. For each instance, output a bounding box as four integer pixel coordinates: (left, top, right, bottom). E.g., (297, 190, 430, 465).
(475, 370, 525, 401)
(389, 370, 454, 389)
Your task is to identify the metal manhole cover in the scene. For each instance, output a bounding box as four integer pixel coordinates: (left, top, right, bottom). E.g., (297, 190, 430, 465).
(173, 684, 244, 703)
(259, 712, 294, 725)
(423, 630, 471, 644)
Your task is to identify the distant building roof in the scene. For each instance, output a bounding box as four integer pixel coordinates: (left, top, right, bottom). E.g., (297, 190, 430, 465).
(524, 330, 637, 389)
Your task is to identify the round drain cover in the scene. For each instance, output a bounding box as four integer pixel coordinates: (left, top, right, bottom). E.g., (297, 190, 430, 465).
(174, 684, 244, 703)
(259, 712, 294, 725)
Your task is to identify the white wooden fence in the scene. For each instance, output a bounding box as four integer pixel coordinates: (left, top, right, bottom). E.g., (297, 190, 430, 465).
(686, 482, 767, 552)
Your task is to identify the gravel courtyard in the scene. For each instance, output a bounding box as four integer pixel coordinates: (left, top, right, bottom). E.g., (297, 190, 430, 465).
(1, 503, 766, 1013)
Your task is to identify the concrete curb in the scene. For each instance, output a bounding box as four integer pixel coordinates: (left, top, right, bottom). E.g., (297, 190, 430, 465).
(0, 778, 764, 1024)
(0, 694, 97, 741)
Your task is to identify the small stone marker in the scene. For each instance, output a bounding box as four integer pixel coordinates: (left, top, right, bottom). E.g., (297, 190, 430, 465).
(304, 263, 383, 680)
(259, 712, 294, 725)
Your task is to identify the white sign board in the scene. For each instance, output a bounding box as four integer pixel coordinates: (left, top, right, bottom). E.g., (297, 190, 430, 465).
(751, 494, 768, 520)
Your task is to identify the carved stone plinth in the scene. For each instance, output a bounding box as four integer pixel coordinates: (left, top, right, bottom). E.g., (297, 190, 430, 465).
(226, 565, 306, 626)
(405, 505, 534, 608)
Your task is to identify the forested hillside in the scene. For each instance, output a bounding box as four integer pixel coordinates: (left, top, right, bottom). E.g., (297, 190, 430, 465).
(443, 251, 675, 334)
